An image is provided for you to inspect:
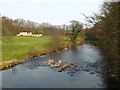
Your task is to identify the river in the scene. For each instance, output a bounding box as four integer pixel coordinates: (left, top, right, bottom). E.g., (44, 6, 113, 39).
(1, 43, 107, 88)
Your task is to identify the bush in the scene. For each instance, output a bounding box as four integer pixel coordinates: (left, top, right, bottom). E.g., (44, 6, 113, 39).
(28, 47, 40, 57)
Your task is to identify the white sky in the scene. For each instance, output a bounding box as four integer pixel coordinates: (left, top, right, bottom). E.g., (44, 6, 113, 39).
(0, 0, 103, 25)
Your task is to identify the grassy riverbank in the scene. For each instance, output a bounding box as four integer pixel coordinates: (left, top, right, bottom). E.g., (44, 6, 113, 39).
(1, 36, 84, 69)
(2, 36, 51, 61)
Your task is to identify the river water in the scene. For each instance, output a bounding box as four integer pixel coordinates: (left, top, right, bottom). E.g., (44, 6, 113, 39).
(1, 43, 107, 88)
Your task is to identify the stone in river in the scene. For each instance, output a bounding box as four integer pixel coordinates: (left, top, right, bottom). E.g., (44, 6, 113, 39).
(79, 67, 82, 70)
(83, 67, 91, 72)
(95, 70, 101, 73)
(90, 71, 94, 74)
(92, 62, 99, 67)
(36, 64, 39, 66)
(67, 72, 70, 74)
(74, 64, 77, 67)
(70, 74, 73, 76)
(61, 63, 71, 70)
(58, 70, 62, 72)
(74, 68, 80, 71)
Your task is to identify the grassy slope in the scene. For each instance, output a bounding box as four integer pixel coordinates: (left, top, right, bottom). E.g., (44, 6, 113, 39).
(2, 35, 84, 62)
(2, 36, 51, 61)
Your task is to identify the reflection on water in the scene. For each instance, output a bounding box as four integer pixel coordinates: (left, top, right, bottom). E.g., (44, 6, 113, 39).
(2, 43, 107, 88)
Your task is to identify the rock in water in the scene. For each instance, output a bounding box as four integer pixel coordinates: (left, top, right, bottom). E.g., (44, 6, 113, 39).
(36, 64, 39, 66)
(90, 71, 94, 74)
(70, 74, 73, 76)
(58, 70, 62, 72)
(61, 63, 71, 70)
(51, 64, 61, 68)
(48, 60, 55, 64)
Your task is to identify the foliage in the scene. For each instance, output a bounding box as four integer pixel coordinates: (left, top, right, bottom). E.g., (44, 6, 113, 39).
(85, 1, 120, 81)
(28, 47, 40, 57)
(69, 20, 83, 42)
(46, 28, 67, 53)
(2, 17, 66, 36)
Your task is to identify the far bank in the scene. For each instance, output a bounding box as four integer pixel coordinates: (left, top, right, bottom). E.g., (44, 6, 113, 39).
(1, 35, 84, 70)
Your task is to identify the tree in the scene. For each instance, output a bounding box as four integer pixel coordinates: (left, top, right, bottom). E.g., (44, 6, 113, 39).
(2, 16, 14, 36)
(69, 20, 83, 41)
(84, 1, 120, 82)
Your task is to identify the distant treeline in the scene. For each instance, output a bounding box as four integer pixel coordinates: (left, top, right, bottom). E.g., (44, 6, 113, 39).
(2, 16, 86, 42)
(2, 17, 68, 36)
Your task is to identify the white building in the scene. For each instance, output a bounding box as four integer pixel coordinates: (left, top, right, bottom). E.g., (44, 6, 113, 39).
(17, 32, 42, 37)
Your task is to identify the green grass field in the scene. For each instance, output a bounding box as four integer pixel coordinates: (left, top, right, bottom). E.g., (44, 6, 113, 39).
(1, 35, 84, 63)
(2, 36, 51, 61)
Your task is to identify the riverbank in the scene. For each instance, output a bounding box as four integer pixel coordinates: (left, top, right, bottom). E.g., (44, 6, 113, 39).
(2, 42, 105, 88)
(1, 36, 84, 70)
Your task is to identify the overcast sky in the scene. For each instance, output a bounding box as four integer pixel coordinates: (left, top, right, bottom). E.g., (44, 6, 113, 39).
(0, 0, 103, 25)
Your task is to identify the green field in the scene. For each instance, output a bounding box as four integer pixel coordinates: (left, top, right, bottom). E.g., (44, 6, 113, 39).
(2, 36, 51, 61)
(1, 36, 84, 64)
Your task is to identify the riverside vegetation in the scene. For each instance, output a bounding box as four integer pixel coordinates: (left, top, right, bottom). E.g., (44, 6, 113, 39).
(1, 35, 84, 69)
(1, 15, 85, 69)
(84, 1, 120, 84)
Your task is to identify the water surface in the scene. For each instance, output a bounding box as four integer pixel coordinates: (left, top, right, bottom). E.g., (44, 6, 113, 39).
(2, 43, 106, 88)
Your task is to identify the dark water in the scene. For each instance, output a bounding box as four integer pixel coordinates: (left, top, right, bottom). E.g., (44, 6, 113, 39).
(1, 43, 107, 88)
